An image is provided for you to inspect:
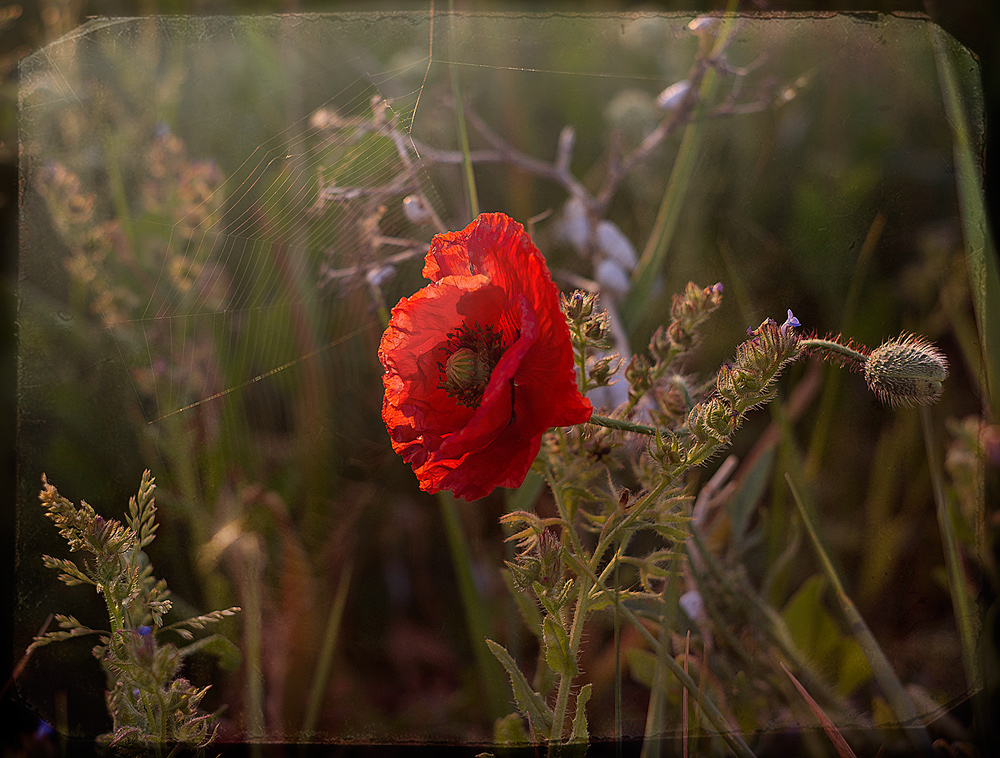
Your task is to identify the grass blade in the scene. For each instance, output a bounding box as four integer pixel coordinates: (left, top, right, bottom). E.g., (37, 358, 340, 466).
(920, 407, 982, 692)
(929, 23, 1000, 418)
(439, 493, 509, 720)
(784, 472, 933, 755)
(300, 561, 353, 739)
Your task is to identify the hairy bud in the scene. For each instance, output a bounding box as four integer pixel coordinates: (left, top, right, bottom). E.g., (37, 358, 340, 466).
(863, 334, 948, 407)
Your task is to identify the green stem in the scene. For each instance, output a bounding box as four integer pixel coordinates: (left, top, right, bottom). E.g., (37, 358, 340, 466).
(798, 338, 867, 366)
(548, 573, 592, 745)
(587, 413, 659, 436)
(592, 477, 671, 567)
(300, 561, 354, 739)
(542, 456, 592, 745)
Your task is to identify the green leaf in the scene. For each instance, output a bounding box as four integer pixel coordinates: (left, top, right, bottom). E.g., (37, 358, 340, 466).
(726, 446, 775, 546)
(493, 712, 530, 746)
(569, 682, 591, 743)
(625, 648, 658, 689)
(486, 638, 553, 734)
(542, 615, 579, 678)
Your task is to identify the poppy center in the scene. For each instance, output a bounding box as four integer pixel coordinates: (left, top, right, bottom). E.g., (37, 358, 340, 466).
(437, 322, 505, 408)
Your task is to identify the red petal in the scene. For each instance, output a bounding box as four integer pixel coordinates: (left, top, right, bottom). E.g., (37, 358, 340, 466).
(385, 212, 592, 501)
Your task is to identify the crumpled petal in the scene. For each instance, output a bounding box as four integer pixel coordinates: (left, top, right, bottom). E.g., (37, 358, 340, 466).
(380, 212, 592, 500)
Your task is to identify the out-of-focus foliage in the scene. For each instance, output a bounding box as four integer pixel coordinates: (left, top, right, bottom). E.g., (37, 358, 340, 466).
(11, 9, 995, 755)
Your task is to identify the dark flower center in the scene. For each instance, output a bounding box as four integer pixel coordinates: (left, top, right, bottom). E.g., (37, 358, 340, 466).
(437, 322, 505, 408)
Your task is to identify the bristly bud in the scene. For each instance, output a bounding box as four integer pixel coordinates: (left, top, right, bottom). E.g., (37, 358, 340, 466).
(687, 397, 736, 443)
(863, 334, 948, 407)
(588, 354, 621, 388)
(561, 290, 596, 323)
(625, 354, 652, 404)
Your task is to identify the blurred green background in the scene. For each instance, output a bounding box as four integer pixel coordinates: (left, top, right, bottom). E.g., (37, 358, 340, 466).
(4, 1, 999, 753)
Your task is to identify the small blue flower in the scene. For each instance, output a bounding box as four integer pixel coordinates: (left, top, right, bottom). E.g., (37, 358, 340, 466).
(137, 625, 152, 637)
(35, 720, 54, 741)
(781, 309, 801, 333)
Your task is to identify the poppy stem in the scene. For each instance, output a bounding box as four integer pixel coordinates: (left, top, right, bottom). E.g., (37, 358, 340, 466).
(798, 338, 867, 366)
(587, 413, 660, 436)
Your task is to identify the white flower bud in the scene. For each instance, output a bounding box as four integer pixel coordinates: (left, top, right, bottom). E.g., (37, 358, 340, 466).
(555, 196, 591, 255)
(595, 258, 630, 299)
(366, 265, 396, 288)
(680, 590, 705, 622)
(656, 80, 691, 111)
(595, 220, 637, 271)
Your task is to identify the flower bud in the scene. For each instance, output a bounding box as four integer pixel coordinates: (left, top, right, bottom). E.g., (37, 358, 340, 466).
(625, 354, 652, 403)
(561, 290, 596, 322)
(656, 80, 691, 111)
(863, 334, 948, 407)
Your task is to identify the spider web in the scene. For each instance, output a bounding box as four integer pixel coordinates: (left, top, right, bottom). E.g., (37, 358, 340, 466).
(19, 10, 698, 480)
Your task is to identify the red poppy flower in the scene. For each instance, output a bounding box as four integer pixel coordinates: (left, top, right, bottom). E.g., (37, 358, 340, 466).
(379, 212, 593, 501)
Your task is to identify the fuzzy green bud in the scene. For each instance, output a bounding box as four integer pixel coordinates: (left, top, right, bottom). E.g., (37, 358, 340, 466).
(588, 354, 620, 387)
(625, 354, 652, 404)
(583, 310, 612, 347)
(650, 429, 684, 469)
(863, 334, 948, 407)
(687, 397, 735, 443)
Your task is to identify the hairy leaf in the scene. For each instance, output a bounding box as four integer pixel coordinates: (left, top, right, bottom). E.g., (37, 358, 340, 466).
(486, 638, 553, 734)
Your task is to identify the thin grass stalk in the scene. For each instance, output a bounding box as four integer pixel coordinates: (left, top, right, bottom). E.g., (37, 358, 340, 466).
(783, 473, 933, 755)
(920, 406, 982, 691)
(639, 594, 674, 758)
(448, 1, 479, 220)
(682, 631, 690, 758)
(929, 23, 1000, 419)
(624, 11, 737, 329)
(438, 492, 509, 721)
(300, 561, 354, 739)
(688, 526, 854, 722)
(242, 538, 266, 746)
(805, 212, 886, 478)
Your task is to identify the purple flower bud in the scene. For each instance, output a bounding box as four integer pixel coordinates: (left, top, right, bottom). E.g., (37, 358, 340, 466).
(138, 625, 152, 637)
(712, 282, 724, 294)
